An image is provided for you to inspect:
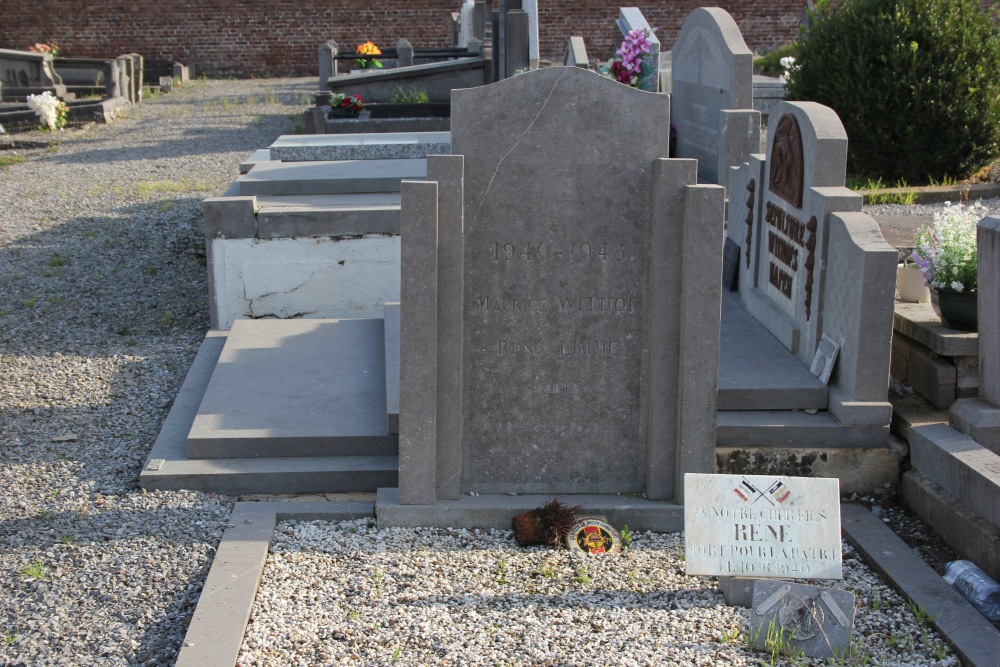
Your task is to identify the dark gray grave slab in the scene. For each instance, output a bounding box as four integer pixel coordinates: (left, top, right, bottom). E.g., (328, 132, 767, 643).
(186, 319, 390, 458)
(235, 159, 427, 196)
(717, 293, 827, 410)
(268, 132, 451, 162)
(750, 581, 854, 660)
(140, 331, 398, 495)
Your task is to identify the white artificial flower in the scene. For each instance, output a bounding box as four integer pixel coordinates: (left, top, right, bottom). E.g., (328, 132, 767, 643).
(950, 281, 964, 292)
(26, 91, 61, 130)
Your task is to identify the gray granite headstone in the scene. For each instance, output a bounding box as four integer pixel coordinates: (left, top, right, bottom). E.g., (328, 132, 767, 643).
(397, 66, 725, 504)
(751, 581, 855, 660)
(670, 8, 754, 184)
(318, 40, 338, 86)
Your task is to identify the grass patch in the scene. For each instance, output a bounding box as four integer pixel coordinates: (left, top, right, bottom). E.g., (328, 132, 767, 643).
(17, 561, 50, 581)
(0, 155, 27, 170)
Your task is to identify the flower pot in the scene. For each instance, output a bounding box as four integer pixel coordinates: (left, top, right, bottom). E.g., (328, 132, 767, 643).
(896, 265, 930, 303)
(930, 287, 978, 332)
(328, 109, 360, 119)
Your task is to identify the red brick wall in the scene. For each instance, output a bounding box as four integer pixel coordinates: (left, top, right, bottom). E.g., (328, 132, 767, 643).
(0, 1, 802, 78)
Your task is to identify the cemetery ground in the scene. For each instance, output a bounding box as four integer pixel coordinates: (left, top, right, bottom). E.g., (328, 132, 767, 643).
(0, 76, 995, 666)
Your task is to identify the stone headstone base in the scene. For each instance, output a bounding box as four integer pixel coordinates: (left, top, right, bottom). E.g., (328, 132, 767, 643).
(375, 487, 682, 532)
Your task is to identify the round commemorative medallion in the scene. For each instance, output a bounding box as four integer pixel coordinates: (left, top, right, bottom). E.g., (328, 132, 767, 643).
(566, 518, 623, 554)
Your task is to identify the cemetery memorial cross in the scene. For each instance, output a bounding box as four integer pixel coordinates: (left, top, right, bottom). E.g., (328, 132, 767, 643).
(391, 66, 726, 524)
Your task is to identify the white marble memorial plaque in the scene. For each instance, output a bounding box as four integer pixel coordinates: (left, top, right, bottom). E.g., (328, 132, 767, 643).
(684, 473, 842, 579)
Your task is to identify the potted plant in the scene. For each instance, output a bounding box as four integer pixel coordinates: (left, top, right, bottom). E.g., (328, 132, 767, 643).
(896, 258, 929, 303)
(911, 200, 988, 331)
(354, 41, 382, 70)
(328, 93, 364, 119)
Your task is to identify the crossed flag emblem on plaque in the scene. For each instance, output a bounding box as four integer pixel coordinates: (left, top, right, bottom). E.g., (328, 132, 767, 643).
(733, 478, 792, 505)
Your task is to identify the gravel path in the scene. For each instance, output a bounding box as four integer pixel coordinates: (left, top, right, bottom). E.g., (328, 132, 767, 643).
(240, 519, 959, 666)
(0, 77, 314, 666)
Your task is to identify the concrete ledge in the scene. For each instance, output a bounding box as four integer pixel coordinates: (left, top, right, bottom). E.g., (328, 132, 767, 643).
(894, 301, 978, 357)
(949, 397, 1000, 455)
(910, 423, 1000, 528)
(375, 487, 684, 532)
(889, 393, 947, 442)
(175, 501, 374, 667)
(902, 470, 1000, 583)
(716, 411, 888, 448)
(841, 503, 1000, 667)
(256, 204, 400, 238)
(716, 445, 902, 494)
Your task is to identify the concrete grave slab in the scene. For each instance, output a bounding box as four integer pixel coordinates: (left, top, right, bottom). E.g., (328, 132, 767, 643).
(268, 132, 451, 162)
(139, 332, 397, 495)
(187, 319, 391, 459)
(235, 159, 427, 196)
(717, 293, 827, 410)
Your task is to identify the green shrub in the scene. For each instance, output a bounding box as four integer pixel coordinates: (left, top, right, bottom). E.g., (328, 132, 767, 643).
(753, 42, 799, 76)
(787, 0, 1000, 182)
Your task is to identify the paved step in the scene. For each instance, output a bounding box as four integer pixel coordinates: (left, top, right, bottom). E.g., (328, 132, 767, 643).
(269, 132, 450, 162)
(717, 410, 887, 447)
(140, 331, 398, 495)
(236, 159, 427, 196)
(910, 422, 1000, 529)
(187, 319, 391, 459)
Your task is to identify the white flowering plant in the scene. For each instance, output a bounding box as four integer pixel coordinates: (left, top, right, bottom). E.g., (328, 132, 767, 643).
(26, 91, 69, 131)
(911, 201, 988, 292)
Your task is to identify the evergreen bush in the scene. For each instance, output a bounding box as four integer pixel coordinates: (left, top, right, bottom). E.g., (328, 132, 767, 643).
(786, 0, 1000, 182)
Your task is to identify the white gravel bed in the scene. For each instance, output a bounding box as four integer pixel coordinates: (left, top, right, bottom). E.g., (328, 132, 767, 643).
(0, 77, 316, 665)
(864, 197, 1000, 219)
(240, 519, 959, 667)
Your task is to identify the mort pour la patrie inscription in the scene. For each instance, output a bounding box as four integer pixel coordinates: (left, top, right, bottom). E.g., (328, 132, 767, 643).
(684, 473, 842, 580)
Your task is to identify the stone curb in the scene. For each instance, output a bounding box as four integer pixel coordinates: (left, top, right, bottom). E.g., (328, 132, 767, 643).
(841, 503, 1000, 667)
(858, 182, 1000, 205)
(174, 501, 374, 667)
(177, 500, 1000, 667)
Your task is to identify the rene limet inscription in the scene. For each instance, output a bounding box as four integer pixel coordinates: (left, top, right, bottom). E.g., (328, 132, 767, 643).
(463, 228, 649, 493)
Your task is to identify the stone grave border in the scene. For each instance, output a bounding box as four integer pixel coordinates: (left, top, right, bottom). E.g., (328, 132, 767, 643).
(172, 501, 1000, 667)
